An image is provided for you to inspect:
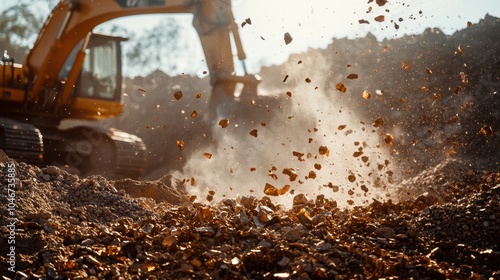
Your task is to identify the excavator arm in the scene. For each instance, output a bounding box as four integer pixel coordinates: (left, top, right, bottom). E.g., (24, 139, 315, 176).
(1, 0, 259, 178)
(192, 0, 260, 105)
(24, 0, 258, 111)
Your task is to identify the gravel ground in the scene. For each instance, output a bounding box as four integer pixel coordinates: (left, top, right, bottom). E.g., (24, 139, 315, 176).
(1, 152, 499, 279)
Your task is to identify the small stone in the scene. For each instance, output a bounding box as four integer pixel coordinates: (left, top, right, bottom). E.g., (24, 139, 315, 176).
(28, 212, 52, 220)
(180, 263, 194, 273)
(314, 241, 332, 252)
(257, 209, 271, 223)
(313, 267, 328, 279)
(72, 206, 84, 214)
(42, 166, 62, 176)
(428, 247, 444, 260)
(253, 216, 264, 229)
(195, 227, 216, 237)
(20, 221, 43, 230)
(222, 198, 236, 208)
(278, 256, 291, 267)
(274, 272, 290, 278)
(257, 240, 272, 248)
(293, 194, 308, 205)
(240, 196, 256, 209)
(44, 264, 57, 279)
(141, 223, 154, 234)
(239, 211, 250, 224)
(231, 257, 240, 266)
(395, 234, 408, 239)
(86, 255, 101, 266)
(162, 235, 177, 248)
(81, 239, 96, 246)
(197, 207, 213, 221)
(191, 258, 202, 268)
(68, 216, 79, 224)
(43, 224, 55, 233)
(297, 272, 312, 280)
(56, 206, 71, 216)
(284, 228, 302, 242)
(375, 227, 395, 239)
(297, 209, 314, 228)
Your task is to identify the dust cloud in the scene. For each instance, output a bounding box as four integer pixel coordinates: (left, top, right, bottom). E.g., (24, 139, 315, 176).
(172, 51, 396, 208)
(115, 15, 499, 209)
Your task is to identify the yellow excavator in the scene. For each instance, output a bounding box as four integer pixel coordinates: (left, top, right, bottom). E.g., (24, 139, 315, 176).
(0, 0, 260, 178)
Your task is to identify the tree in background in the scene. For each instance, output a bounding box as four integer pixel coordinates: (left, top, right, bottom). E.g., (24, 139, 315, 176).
(0, 2, 52, 62)
(119, 15, 206, 77)
(93, 16, 204, 76)
(126, 17, 184, 76)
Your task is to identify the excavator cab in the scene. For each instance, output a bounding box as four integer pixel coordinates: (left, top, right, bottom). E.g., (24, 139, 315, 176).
(73, 34, 124, 101)
(58, 33, 127, 120)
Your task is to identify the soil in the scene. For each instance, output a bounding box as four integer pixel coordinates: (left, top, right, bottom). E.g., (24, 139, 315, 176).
(1, 152, 499, 279)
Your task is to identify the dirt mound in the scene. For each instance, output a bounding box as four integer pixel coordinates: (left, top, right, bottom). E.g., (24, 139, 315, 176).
(1, 151, 499, 279)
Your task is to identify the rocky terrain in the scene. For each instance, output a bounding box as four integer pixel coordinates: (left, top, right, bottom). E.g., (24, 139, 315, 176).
(1, 15, 499, 280)
(1, 151, 499, 279)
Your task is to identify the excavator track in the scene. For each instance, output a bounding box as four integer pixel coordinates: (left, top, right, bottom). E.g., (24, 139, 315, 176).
(40, 126, 148, 179)
(0, 117, 43, 165)
(0, 120, 147, 179)
(107, 128, 148, 179)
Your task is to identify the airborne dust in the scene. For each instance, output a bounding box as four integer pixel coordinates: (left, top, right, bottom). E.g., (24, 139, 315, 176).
(109, 0, 499, 209)
(169, 51, 396, 208)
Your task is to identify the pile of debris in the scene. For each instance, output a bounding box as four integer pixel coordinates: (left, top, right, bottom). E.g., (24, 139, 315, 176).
(1, 151, 499, 279)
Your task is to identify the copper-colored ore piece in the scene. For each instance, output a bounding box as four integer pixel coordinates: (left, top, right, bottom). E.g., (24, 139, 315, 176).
(249, 129, 258, 137)
(219, 119, 229, 128)
(335, 83, 347, 93)
(174, 90, 183, 100)
(284, 32, 293, 45)
(176, 140, 184, 151)
(318, 146, 330, 156)
(363, 90, 372, 100)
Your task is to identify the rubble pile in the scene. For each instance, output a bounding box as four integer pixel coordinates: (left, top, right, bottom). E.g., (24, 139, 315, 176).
(1, 154, 499, 279)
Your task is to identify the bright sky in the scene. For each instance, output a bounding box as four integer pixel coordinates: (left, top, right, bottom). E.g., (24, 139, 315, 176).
(108, 0, 500, 75)
(3, 0, 499, 75)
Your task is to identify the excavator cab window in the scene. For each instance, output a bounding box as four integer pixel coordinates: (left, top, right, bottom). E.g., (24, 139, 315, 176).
(60, 34, 125, 102)
(76, 35, 124, 101)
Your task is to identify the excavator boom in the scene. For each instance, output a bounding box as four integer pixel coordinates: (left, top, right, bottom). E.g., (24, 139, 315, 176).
(1, 0, 259, 178)
(25, 0, 257, 112)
